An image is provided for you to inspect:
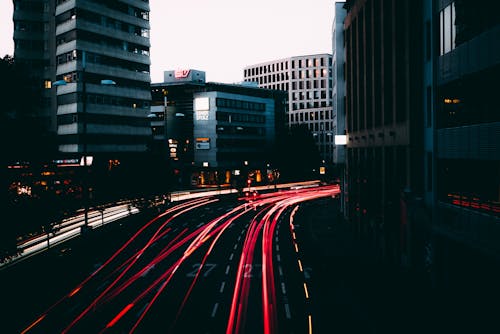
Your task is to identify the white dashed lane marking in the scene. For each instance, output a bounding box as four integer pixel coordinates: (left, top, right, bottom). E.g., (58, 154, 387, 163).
(211, 303, 219, 317)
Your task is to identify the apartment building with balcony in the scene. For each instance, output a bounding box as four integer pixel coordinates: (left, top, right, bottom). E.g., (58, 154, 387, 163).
(13, 0, 152, 157)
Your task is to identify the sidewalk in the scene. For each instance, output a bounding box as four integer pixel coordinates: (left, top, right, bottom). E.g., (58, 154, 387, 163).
(299, 198, 434, 334)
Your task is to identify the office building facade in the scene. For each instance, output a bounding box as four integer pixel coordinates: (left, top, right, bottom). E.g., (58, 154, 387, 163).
(343, 0, 424, 267)
(332, 2, 347, 166)
(425, 0, 500, 292)
(151, 70, 286, 188)
(243, 54, 335, 164)
(13, 0, 152, 156)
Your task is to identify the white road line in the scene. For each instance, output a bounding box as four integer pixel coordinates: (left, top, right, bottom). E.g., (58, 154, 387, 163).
(279, 266, 283, 277)
(233, 244, 238, 250)
(276, 244, 280, 251)
(284, 303, 292, 319)
(225, 265, 230, 275)
(277, 254, 281, 262)
(211, 303, 219, 317)
(220, 281, 226, 293)
(281, 282, 287, 294)
(229, 253, 234, 261)
(237, 235, 241, 241)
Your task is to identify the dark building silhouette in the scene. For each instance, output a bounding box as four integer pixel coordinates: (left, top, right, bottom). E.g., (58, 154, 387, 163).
(343, 0, 424, 267)
(343, 2, 500, 326)
(423, 0, 500, 299)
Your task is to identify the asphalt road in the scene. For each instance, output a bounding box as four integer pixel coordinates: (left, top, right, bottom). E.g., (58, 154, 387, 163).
(2, 185, 343, 333)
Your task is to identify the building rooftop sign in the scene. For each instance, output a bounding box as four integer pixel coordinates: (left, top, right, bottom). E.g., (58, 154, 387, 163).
(174, 69, 191, 79)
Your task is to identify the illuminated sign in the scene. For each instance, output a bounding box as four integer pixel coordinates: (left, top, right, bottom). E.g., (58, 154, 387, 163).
(194, 97, 210, 111)
(195, 137, 210, 150)
(80, 155, 94, 166)
(195, 110, 209, 121)
(194, 97, 210, 120)
(335, 135, 347, 145)
(175, 69, 191, 79)
(196, 137, 210, 142)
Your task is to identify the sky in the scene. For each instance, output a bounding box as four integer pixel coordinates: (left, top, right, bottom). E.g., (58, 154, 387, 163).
(0, 0, 336, 83)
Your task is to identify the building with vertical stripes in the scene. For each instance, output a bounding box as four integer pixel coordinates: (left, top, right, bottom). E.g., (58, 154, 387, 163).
(343, 0, 424, 267)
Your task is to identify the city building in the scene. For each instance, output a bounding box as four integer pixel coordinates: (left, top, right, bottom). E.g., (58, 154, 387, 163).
(243, 54, 335, 165)
(424, 0, 500, 292)
(342, 0, 424, 267)
(13, 0, 152, 157)
(151, 70, 286, 188)
(12, 0, 56, 142)
(332, 2, 348, 213)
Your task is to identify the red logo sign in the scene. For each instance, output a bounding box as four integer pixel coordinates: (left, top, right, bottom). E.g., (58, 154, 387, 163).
(174, 69, 190, 79)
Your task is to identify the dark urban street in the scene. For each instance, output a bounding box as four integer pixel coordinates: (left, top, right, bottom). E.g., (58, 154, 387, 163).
(1, 0, 499, 333)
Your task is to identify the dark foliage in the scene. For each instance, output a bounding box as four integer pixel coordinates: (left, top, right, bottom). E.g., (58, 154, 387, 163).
(273, 124, 321, 181)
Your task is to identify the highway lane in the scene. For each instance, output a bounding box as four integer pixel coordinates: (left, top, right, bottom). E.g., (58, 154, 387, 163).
(19, 184, 340, 333)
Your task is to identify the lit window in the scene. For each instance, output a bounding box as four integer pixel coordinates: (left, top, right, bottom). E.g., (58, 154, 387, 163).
(44, 80, 51, 89)
(440, 2, 456, 55)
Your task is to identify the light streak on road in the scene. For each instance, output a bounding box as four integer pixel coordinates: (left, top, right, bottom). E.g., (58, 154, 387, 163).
(21, 183, 340, 333)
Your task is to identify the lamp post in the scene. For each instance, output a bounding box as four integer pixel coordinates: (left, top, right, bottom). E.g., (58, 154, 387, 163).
(53, 50, 116, 230)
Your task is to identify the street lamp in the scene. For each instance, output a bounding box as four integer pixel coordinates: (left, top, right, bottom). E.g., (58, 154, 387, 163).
(53, 51, 116, 231)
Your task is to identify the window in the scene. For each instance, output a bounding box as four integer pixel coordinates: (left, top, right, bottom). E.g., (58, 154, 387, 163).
(426, 152, 433, 191)
(440, 2, 456, 55)
(426, 86, 432, 127)
(426, 21, 431, 61)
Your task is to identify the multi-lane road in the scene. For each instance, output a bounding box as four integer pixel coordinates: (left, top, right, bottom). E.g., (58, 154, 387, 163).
(11, 184, 340, 333)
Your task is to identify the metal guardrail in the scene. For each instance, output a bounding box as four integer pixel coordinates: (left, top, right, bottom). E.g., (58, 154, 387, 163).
(1, 181, 321, 269)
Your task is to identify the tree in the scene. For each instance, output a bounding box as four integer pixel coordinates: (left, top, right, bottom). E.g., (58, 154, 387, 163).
(273, 124, 321, 182)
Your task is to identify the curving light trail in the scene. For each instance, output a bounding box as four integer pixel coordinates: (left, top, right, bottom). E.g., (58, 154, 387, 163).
(21, 184, 340, 333)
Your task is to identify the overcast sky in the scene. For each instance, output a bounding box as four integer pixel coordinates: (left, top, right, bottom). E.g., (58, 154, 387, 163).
(0, 0, 336, 83)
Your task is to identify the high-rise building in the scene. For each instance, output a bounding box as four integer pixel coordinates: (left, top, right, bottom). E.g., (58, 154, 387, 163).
(13, 0, 56, 139)
(243, 54, 335, 164)
(343, 0, 424, 267)
(13, 0, 152, 157)
(425, 0, 500, 292)
(333, 2, 348, 214)
(332, 2, 347, 166)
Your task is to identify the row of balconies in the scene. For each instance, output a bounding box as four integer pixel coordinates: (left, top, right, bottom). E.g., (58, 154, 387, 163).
(56, 0, 149, 29)
(56, 61, 150, 83)
(56, 40, 149, 66)
(56, 82, 151, 103)
(56, 19, 149, 49)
